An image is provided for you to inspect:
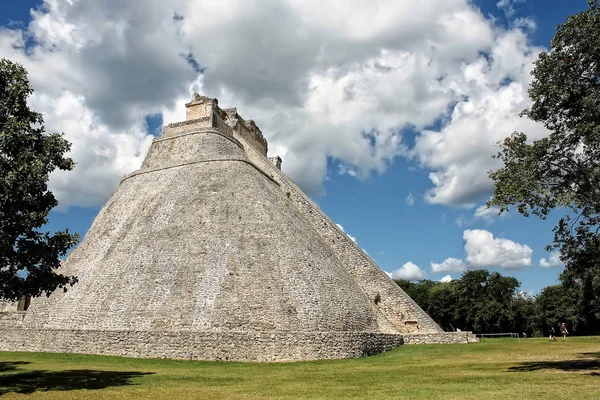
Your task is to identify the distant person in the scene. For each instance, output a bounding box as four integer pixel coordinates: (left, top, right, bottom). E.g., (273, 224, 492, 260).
(549, 326, 556, 341)
(560, 323, 569, 342)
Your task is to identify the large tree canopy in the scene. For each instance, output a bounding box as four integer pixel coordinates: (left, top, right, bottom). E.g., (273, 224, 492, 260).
(396, 270, 522, 333)
(0, 58, 78, 301)
(395, 270, 600, 336)
(488, 0, 600, 276)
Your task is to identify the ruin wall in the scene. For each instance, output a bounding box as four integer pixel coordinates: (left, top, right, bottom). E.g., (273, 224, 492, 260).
(402, 332, 478, 344)
(0, 312, 26, 328)
(0, 327, 476, 361)
(0, 328, 403, 362)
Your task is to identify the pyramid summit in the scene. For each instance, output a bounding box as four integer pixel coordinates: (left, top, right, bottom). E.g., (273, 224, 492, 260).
(0, 94, 475, 361)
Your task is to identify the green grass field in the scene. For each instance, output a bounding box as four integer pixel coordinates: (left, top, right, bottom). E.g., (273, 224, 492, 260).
(1, 337, 599, 399)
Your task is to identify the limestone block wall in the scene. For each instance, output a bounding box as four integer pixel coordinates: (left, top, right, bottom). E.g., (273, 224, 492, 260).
(402, 332, 478, 344)
(224, 108, 268, 156)
(162, 117, 214, 137)
(22, 123, 391, 338)
(139, 129, 246, 172)
(236, 134, 442, 334)
(132, 128, 278, 188)
(0, 328, 474, 362)
(233, 121, 268, 156)
(0, 328, 404, 362)
(0, 312, 26, 328)
(185, 96, 220, 121)
(24, 163, 380, 334)
(0, 300, 17, 312)
(268, 156, 282, 170)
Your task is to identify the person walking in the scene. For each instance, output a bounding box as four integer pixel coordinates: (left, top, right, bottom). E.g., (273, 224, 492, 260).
(560, 323, 569, 342)
(549, 326, 556, 341)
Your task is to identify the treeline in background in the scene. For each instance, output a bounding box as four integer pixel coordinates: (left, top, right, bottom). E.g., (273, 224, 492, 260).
(394, 269, 600, 337)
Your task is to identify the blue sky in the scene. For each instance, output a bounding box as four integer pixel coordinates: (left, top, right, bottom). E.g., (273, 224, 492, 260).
(0, 0, 590, 294)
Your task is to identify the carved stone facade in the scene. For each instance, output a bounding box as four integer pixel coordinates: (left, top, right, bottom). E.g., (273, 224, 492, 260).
(0, 94, 475, 361)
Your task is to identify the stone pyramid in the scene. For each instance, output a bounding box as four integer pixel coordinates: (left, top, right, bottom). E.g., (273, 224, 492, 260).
(0, 94, 474, 361)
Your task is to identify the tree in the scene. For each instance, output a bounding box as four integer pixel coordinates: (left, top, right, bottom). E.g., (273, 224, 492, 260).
(510, 293, 537, 337)
(396, 271, 525, 334)
(484, 272, 520, 332)
(0, 59, 78, 301)
(488, 0, 600, 276)
(454, 270, 490, 332)
(426, 282, 458, 332)
(560, 267, 600, 334)
(453, 270, 521, 333)
(535, 284, 580, 334)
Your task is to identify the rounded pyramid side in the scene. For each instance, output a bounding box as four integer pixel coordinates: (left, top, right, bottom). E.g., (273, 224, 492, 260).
(23, 129, 383, 335)
(237, 132, 444, 334)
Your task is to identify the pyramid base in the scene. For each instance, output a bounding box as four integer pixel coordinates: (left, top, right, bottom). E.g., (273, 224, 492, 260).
(0, 328, 406, 362)
(0, 328, 476, 362)
(401, 332, 479, 344)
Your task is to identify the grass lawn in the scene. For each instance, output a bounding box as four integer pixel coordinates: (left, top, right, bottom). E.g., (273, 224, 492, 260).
(1, 336, 599, 399)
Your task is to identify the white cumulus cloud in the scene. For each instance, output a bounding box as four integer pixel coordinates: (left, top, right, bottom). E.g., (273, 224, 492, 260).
(463, 229, 533, 269)
(540, 252, 564, 268)
(431, 257, 466, 273)
(0, 0, 550, 208)
(433, 229, 534, 272)
(440, 275, 453, 283)
(391, 262, 426, 281)
(34, 92, 154, 208)
(413, 29, 548, 207)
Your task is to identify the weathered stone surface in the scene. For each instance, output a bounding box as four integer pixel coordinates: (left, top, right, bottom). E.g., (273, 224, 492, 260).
(267, 156, 282, 170)
(0, 300, 18, 312)
(402, 332, 478, 344)
(0, 329, 405, 362)
(236, 131, 442, 334)
(0, 312, 25, 328)
(0, 94, 475, 361)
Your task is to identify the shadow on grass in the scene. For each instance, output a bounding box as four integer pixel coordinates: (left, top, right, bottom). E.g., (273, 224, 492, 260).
(508, 352, 600, 375)
(0, 361, 30, 373)
(0, 362, 154, 395)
